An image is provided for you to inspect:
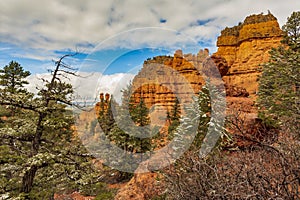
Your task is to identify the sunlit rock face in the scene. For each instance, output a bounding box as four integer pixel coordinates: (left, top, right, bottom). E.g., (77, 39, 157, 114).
(130, 48, 229, 112)
(215, 12, 283, 95)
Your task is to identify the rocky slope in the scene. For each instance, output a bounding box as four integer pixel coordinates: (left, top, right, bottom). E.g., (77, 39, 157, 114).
(215, 12, 283, 95)
(114, 172, 161, 200)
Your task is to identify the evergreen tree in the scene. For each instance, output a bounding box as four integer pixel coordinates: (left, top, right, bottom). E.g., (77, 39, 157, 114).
(98, 96, 116, 135)
(131, 97, 150, 127)
(194, 84, 212, 148)
(0, 61, 30, 95)
(130, 97, 152, 153)
(97, 84, 154, 172)
(0, 61, 31, 116)
(282, 11, 300, 50)
(98, 84, 153, 154)
(171, 97, 181, 122)
(168, 97, 181, 139)
(171, 81, 226, 154)
(257, 11, 300, 132)
(0, 56, 103, 199)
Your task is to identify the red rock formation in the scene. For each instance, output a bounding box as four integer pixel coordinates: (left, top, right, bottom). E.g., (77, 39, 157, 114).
(95, 93, 110, 115)
(225, 84, 249, 97)
(210, 54, 229, 77)
(215, 12, 283, 95)
(130, 48, 229, 111)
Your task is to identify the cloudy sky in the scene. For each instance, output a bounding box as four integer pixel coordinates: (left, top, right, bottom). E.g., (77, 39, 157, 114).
(1, 0, 299, 100)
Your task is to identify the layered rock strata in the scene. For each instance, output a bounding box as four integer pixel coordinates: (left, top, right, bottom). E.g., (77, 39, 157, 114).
(215, 12, 283, 94)
(131, 49, 228, 111)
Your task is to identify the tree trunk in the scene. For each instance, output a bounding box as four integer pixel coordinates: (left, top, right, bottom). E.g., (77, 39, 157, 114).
(20, 166, 37, 193)
(20, 114, 44, 193)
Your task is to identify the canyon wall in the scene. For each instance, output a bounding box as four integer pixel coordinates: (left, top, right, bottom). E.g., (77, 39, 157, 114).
(130, 49, 229, 111)
(130, 13, 283, 111)
(215, 12, 283, 95)
(131, 50, 205, 110)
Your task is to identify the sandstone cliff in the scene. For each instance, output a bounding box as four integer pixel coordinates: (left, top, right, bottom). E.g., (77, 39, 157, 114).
(130, 48, 230, 112)
(95, 12, 283, 130)
(215, 12, 283, 94)
(130, 13, 283, 106)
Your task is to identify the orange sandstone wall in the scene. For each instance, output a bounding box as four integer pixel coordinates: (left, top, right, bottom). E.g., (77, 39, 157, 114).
(215, 13, 283, 95)
(131, 49, 208, 111)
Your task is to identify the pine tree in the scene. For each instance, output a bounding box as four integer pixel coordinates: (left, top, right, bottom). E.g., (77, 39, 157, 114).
(0, 56, 103, 199)
(282, 11, 300, 50)
(98, 96, 116, 135)
(0, 61, 31, 116)
(131, 97, 150, 127)
(130, 97, 152, 153)
(171, 81, 226, 155)
(100, 84, 153, 154)
(168, 97, 181, 139)
(194, 84, 211, 148)
(97, 84, 154, 172)
(257, 11, 300, 132)
(0, 61, 30, 95)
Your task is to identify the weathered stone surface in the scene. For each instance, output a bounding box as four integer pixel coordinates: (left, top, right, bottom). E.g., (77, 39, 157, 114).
(215, 12, 283, 95)
(130, 49, 229, 112)
(131, 50, 207, 111)
(210, 54, 229, 77)
(95, 93, 110, 115)
(114, 172, 161, 200)
(225, 84, 249, 97)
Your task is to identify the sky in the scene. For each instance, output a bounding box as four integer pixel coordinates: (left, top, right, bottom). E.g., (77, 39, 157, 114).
(0, 0, 299, 100)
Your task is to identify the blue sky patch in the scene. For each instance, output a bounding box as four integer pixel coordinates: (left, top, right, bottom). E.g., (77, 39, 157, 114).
(160, 18, 167, 23)
(80, 48, 171, 75)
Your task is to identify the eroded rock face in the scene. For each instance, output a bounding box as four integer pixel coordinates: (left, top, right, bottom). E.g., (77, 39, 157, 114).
(215, 12, 283, 95)
(131, 50, 207, 111)
(130, 49, 229, 111)
(210, 54, 229, 77)
(225, 84, 249, 97)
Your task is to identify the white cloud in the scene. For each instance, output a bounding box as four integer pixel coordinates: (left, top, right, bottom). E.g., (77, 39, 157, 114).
(11, 51, 57, 61)
(26, 71, 135, 104)
(1, 0, 300, 61)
